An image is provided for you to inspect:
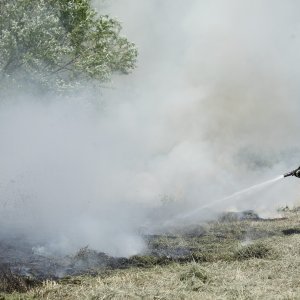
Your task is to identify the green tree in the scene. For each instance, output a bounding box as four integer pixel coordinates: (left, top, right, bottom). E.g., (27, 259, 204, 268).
(0, 0, 137, 92)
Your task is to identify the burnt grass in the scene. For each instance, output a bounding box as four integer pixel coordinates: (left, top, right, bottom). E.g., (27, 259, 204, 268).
(0, 211, 293, 293)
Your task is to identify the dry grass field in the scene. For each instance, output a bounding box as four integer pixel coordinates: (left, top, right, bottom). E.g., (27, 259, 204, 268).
(1, 209, 300, 300)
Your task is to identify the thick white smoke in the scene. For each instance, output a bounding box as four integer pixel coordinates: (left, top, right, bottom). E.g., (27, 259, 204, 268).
(99, 0, 300, 212)
(1, 0, 300, 256)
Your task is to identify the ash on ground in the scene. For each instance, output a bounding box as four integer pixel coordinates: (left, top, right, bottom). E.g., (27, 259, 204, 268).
(0, 210, 287, 282)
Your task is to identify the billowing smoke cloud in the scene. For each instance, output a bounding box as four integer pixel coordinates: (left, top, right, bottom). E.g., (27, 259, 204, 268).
(1, 0, 300, 257)
(99, 0, 300, 211)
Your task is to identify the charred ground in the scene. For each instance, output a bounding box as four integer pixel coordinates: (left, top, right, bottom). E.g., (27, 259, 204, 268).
(1, 208, 300, 297)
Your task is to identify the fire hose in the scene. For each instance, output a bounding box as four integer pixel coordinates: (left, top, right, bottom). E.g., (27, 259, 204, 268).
(284, 166, 300, 178)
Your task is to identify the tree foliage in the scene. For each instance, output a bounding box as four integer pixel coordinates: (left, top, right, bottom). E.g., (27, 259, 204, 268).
(0, 0, 137, 92)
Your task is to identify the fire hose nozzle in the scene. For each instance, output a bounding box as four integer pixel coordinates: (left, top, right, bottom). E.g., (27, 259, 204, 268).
(284, 166, 300, 178)
(284, 171, 295, 177)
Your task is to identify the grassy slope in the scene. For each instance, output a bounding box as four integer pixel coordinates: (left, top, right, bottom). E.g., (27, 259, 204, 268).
(2, 211, 300, 300)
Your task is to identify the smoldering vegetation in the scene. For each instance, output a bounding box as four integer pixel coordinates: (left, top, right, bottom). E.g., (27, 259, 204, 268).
(0, 208, 293, 291)
(1, 0, 300, 294)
